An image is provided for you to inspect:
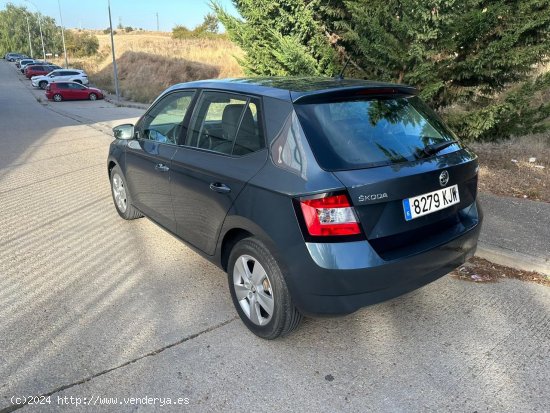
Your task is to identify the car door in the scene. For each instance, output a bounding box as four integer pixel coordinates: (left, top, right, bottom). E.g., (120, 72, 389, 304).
(68, 82, 86, 99)
(55, 83, 70, 99)
(124, 90, 196, 231)
(57, 70, 71, 81)
(48, 70, 62, 83)
(170, 90, 268, 255)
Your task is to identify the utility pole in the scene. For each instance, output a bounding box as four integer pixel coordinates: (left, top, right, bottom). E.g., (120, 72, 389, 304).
(108, 0, 120, 101)
(57, 0, 68, 67)
(37, 13, 45, 60)
(23, 0, 46, 61)
(156, 12, 159, 31)
(26, 14, 33, 58)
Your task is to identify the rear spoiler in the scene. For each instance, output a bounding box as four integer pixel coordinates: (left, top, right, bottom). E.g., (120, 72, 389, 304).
(292, 85, 418, 104)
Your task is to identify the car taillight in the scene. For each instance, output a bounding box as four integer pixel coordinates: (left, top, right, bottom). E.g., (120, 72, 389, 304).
(299, 194, 361, 236)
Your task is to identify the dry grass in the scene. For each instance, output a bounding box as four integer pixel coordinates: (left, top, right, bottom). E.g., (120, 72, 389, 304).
(452, 257, 549, 286)
(93, 51, 220, 103)
(51, 31, 244, 103)
(470, 133, 550, 202)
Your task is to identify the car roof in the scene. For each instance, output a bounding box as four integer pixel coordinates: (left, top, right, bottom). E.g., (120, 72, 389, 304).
(50, 68, 84, 73)
(164, 77, 417, 102)
(51, 81, 87, 85)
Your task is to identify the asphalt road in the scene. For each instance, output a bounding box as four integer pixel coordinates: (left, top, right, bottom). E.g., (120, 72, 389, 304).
(1, 60, 549, 413)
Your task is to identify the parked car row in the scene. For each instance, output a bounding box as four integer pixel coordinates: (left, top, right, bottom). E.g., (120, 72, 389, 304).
(5, 51, 103, 102)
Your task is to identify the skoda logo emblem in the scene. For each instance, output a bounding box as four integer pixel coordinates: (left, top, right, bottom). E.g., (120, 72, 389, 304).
(439, 170, 450, 187)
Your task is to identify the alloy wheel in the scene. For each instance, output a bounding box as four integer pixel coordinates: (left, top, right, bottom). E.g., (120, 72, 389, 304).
(111, 173, 127, 213)
(233, 255, 274, 326)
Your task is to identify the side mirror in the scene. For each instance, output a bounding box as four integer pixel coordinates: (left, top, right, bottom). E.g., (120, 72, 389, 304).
(113, 124, 135, 140)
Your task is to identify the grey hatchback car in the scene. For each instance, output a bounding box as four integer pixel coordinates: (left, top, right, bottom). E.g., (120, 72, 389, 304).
(108, 78, 482, 339)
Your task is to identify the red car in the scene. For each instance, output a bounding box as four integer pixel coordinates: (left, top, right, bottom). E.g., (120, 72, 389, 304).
(46, 82, 104, 102)
(25, 64, 60, 79)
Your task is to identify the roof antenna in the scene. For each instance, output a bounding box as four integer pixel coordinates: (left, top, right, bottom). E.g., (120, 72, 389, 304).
(335, 55, 352, 80)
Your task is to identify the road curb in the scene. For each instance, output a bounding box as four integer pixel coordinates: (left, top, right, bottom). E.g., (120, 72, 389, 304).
(104, 94, 150, 110)
(476, 242, 550, 276)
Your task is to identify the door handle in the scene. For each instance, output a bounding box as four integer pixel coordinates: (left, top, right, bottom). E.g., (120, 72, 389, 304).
(209, 182, 231, 194)
(155, 163, 169, 172)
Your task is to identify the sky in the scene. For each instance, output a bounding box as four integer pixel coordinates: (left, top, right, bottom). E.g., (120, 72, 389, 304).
(4, 0, 239, 31)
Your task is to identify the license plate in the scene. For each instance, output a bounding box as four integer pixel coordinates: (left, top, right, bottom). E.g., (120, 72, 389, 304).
(403, 185, 460, 221)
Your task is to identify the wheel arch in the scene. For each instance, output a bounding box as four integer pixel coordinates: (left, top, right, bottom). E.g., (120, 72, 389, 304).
(108, 160, 117, 178)
(217, 216, 282, 272)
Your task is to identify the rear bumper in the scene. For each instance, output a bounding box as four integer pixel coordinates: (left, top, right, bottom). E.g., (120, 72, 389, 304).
(285, 201, 482, 316)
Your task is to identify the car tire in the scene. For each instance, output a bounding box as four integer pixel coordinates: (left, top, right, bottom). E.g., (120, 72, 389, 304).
(39, 81, 47, 89)
(110, 165, 143, 220)
(73, 79, 82, 84)
(53, 94, 62, 102)
(89, 93, 97, 101)
(228, 237, 302, 339)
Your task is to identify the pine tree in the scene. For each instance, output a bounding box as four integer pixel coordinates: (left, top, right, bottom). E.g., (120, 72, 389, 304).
(212, 0, 338, 76)
(213, 0, 550, 141)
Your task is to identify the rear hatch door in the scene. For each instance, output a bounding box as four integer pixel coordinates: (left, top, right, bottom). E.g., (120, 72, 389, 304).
(294, 92, 480, 260)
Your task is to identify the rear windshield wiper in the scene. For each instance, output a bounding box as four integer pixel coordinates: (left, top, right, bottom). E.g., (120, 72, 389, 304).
(422, 140, 458, 157)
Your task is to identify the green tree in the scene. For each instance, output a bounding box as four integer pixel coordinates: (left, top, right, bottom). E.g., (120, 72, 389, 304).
(64, 30, 99, 57)
(0, 4, 63, 57)
(173, 13, 222, 39)
(212, 0, 337, 76)
(195, 13, 219, 34)
(214, 0, 550, 140)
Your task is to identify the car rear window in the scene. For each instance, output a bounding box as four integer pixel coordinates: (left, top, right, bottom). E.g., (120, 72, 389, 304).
(294, 95, 461, 171)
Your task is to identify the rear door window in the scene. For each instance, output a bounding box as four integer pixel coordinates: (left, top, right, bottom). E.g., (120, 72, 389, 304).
(69, 83, 86, 90)
(186, 91, 264, 156)
(294, 96, 461, 171)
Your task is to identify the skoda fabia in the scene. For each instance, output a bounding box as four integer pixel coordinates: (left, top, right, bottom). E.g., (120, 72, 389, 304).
(107, 78, 482, 339)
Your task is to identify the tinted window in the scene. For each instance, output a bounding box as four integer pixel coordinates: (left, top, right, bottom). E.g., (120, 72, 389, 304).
(69, 83, 86, 89)
(295, 96, 461, 171)
(140, 91, 195, 145)
(187, 91, 264, 156)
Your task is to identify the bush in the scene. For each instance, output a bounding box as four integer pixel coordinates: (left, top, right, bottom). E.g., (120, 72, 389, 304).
(65, 30, 99, 57)
(172, 13, 220, 39)
(172, 25, 192, 39)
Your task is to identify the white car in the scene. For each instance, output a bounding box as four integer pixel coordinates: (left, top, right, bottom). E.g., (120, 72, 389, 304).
(31, 69, 89, 89)
(17, 59, 35, 70)
(19, 60, 40, 73)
